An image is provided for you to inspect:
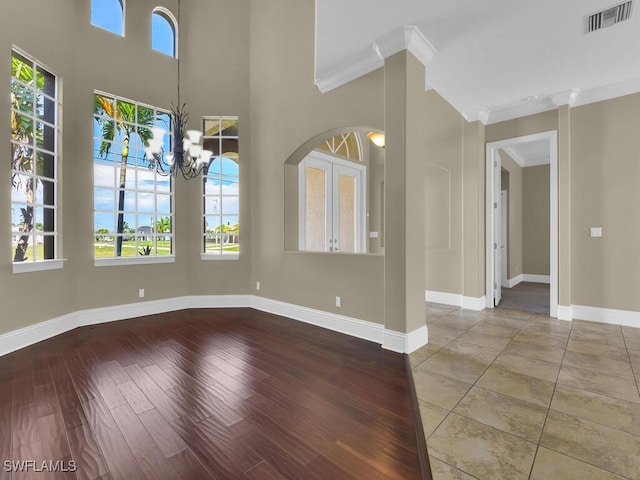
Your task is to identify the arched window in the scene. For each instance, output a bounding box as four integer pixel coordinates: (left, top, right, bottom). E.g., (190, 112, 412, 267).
(151, 8, 177, 58)
(91, 0, 124, 37)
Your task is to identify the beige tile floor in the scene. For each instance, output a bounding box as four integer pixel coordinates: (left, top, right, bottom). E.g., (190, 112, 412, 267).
(411, 303, 640, 480)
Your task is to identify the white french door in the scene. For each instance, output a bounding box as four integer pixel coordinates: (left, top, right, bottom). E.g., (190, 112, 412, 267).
(299, 151, 365, 253)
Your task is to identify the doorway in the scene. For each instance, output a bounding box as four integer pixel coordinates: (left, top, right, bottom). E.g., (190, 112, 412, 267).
(485, 131, 558, 318)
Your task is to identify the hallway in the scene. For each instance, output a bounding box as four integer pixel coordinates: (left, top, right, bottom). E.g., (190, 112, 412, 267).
(498, 282, 550, 316)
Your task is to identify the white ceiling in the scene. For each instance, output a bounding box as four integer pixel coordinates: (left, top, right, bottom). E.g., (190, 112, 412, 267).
(315, 0, 640, 124)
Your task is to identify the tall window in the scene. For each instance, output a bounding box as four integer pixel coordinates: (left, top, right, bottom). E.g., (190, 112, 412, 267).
(91, 0, 124, 36)
(202, 117, 239, 257)
(93, 92, 173, 263)
(11, 50, 60, 269)
(151, 8, 177, 57)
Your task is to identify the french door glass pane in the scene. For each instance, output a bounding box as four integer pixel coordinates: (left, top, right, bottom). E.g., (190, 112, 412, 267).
(305, 166, 326, 251)
(338, 174, 356, 253)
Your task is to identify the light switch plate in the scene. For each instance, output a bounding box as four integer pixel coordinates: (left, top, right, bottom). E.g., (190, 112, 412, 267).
(590, 227, 602, 237)
(369, 231, 379, 238)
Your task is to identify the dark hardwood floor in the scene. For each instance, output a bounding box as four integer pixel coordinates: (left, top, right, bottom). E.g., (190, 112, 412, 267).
(0, 308, 423, 479)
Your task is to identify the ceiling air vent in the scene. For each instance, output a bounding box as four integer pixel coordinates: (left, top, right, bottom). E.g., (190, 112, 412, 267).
(586, 1, 633, 32)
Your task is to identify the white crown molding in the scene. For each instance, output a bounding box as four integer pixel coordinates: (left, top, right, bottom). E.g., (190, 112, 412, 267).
(316, 26, 436, 94)
(376, 25, 437, 66)
(552, 88, 580, 107)
(502, 147, 551, 168)
(502, 146, 527, 167)
(480, 76, 640, 125)
(573, 75, 640, 108)
(0, 295, 427, 357)
(315, 45, 384, 93)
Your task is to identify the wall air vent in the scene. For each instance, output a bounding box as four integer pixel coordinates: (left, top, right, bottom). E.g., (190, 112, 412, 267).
(586, 1, 633, 32)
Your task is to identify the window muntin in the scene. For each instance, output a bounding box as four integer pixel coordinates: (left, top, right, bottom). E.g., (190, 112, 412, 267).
(11, 50, 60, 265)
(151, 8, 177, 58)
(93, 92, 173, 261)
(91, 0, 124, 36)
(202, 117, 239, 256)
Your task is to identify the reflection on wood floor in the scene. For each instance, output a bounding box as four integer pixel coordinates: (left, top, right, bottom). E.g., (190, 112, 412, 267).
(499, 282, 550, 315)
(0, 308, 423, 480)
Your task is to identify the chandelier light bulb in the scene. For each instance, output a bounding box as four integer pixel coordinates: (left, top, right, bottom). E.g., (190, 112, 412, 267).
(186, 130, 203, 144)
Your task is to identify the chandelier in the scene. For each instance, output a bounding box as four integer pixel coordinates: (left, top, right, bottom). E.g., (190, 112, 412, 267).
(144, 102, 212, 179)
(143, 0, 210, 180)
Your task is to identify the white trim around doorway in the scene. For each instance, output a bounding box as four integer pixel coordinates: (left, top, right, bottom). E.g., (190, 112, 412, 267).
(485, 131, 558, 318)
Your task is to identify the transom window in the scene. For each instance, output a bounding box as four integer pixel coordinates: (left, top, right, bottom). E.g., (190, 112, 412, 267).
(11, 49, 60, 270)
(202, 117, 239, 257)
(151, 8, 177, 58)
(91, 0, 124, 37)
(93, 92, 173, 263)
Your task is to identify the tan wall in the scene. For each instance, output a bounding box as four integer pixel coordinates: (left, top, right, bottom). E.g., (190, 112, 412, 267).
(523, 165, 550, 276)
(462, 121, 486, 299)
(249, 0, 386, 325)
(424, 92, 464, 295)
(498, 150, 522, 280)
(486, 110, 558, 143)
(570, 93, 640, 311)
(0, 0, 252, 335)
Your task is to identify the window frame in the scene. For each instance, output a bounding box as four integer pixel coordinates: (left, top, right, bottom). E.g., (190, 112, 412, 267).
(201, 116, 240, 260)
(91, 0, 125, 37)
(11, 47, 64, 274)
(151, 7, 178, 58)
(92, 90, 175, 267)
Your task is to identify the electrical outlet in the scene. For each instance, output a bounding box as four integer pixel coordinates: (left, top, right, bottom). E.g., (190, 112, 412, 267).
(256, 281, 261, 291)
(335, 296, 341, 308)
(138, 289, 145, 298)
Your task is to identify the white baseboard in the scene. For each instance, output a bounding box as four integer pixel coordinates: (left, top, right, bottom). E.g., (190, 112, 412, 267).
(425, 290, 461, 307)
(522, 274, 551, 284)
(506, 274, 523, 288)
(425, 290, 485, 312)
(383, 325, 428, 354)
(506, 274, 550, 288)
(571, 304, 640, 328)
(250, 296, 384, 345)
(557, 305, 572, 321)
(462, 296, 486, 311)
(0, 295, 425, 357)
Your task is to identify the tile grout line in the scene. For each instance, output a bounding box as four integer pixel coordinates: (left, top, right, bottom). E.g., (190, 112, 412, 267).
(526, 316, 574, 479)
(421, 308, 537, 479)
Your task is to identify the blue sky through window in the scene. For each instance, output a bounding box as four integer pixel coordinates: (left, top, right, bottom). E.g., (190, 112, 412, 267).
(91, 0, 123, 36)
(152, 12, 176, 57)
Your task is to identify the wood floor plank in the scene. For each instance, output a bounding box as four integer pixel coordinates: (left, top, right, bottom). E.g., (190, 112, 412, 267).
(166, 448, 215, 480)
(137, 408, 188, 458)
(109, 403, 181, 480)
(66, 422, 110, 480)
(81, 397, 145, 480)
(0, 308, 423, 479)
(116, 380, 154, 414)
